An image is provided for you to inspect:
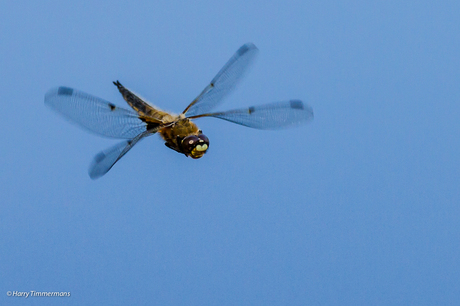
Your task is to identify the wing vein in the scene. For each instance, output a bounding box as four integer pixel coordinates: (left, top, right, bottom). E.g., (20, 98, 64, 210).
(45, 87, 147, 139)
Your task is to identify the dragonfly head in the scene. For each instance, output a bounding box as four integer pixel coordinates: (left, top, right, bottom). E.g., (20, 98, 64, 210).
(182, 134, 209, 159)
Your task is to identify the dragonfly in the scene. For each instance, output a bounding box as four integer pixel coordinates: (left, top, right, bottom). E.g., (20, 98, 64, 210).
(45, 43, 314, 179)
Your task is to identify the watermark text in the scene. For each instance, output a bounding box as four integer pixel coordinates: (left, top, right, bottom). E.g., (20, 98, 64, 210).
(7, 291, 70, 298)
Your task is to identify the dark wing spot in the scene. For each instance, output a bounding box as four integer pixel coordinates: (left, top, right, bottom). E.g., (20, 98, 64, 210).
(94, 152, 106, 163)
(210, 82, 214, 87)
(108, 103, 116, 111)
(127, 140, 133, 145)
(248, 106, 255, 114)
(57, 87, 73, 96)
(237, 44, 250, 56)
(290, 100, 304, 110)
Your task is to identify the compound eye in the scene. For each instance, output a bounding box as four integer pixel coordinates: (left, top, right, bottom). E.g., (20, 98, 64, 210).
(182, 135, 199, 153)
(198, 134, 209, 146)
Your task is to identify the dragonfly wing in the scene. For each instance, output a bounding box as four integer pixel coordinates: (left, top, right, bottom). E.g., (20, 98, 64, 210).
(183, 43, 259, 117)
(88, 131, 151, 179)
(45, 86, 148, 139)
(193, 100, 313, 129)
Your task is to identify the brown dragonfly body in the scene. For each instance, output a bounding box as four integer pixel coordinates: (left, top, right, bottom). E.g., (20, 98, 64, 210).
(114, 81, 208, 159)
(45, 43, 314, 179)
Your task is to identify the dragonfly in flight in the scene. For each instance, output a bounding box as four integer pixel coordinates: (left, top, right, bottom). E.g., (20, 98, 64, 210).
(45, 43, 314, 179)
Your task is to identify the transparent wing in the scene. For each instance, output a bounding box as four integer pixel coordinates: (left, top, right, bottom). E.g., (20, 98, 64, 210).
(45, 87, 147, 139)
(183, 43, 259, 117)
(88, 131, 151, 179)
(190, 100, 314, 129)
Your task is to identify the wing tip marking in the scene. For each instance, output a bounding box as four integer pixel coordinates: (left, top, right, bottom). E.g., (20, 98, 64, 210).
(94, 152, 106, 163)
(237, 44, 250, 56)
(290, 100, 304, 110)
(237, 43, 257, 56)
(57, 87, 73, 96)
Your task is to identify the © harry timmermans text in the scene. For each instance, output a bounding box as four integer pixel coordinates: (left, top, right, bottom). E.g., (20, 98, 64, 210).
(7, 291, 70, 298)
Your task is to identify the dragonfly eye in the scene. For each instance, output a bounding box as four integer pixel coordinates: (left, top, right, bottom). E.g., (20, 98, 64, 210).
(198, 134, 209, 146)
(182, 135, 200, 153)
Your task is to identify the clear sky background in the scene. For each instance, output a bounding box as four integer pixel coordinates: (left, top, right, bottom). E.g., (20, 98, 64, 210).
(1, 0, 459, 305)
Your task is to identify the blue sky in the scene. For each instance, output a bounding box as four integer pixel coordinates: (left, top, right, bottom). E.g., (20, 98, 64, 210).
(1, 0, 460, 305)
